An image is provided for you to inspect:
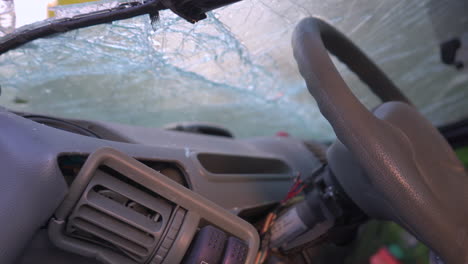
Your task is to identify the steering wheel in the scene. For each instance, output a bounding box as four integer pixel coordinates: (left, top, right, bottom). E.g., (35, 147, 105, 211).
(292, 17, 468, 264)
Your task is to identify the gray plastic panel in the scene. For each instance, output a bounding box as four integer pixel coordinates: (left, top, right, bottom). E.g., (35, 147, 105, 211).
(193, 152, 292, 181)
(66, 170, 174, 262)
(0, 110, 323, 263)
(0, 109, 69, 264)
(23, 111, 322, 212)
(16, 230, 102, 264)
(50, 147, 260, 264)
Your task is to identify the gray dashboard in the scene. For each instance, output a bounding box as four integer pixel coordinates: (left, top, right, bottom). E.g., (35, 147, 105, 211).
(0, 108, 324, 263)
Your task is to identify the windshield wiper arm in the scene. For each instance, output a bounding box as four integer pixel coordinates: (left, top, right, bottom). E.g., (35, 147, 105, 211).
(0, 0, 162, 55)
(0, 0, 241, 55)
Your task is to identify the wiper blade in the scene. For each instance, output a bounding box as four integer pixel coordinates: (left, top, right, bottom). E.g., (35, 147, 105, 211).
(0, 0, 241, 55)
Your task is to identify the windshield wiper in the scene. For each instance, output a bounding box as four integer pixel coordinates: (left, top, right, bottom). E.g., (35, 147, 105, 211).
(0, 0, 241, 55)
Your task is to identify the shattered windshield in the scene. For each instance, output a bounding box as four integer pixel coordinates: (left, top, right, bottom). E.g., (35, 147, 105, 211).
(0, 0, 467, 140)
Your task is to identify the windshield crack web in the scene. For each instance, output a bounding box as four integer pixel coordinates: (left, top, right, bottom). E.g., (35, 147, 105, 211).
(0, 0, 467, 139)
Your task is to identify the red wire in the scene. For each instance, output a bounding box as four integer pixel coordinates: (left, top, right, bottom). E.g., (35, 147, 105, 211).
(281, 176, 306, 204)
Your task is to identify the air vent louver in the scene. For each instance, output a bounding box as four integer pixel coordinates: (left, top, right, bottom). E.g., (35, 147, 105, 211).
(66, 170, 173, 263)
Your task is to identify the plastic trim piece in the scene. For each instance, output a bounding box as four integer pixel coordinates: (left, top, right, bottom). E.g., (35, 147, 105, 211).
(0, 0, 243, 55)
(49, 147, 259, 264)
(193, 152, 293, 181)
(0, 0, 163, 55)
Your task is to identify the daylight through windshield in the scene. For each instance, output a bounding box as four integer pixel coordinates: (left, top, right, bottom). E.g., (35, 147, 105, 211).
(0, 0, 467, 140)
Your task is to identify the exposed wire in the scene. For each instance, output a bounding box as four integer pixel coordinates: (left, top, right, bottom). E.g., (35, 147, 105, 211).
(255, 174, 310, 264)
(281, 173, 308, 205)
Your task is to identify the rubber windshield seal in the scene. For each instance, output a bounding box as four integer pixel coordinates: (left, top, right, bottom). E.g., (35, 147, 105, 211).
(0, 0, 164, 55)
(0, 0, 242, 55)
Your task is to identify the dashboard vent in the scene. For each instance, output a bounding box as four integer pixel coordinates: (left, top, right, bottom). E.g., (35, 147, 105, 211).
(66, 170, 174, 263)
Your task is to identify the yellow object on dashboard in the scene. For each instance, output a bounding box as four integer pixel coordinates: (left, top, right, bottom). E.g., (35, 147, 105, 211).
(47, 0, 98, 17)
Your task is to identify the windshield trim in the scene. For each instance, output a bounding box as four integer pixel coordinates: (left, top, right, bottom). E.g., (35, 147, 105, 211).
(0, 0, 242, 55)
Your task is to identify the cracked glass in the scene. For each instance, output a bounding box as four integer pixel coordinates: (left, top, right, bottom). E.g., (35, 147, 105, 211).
(0, 0, 467, 140)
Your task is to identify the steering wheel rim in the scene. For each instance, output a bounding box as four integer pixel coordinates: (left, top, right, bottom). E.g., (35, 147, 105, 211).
(292, 17, 468, 264)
